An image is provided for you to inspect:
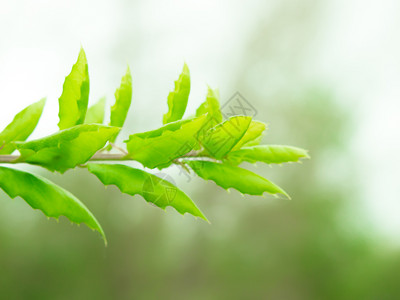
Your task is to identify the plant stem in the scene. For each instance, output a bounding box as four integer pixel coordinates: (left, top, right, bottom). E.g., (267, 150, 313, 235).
(90, 153, 128, 161)
(0, 153, 128, 164)
(0, 151, 215, 166)
(0, 156, 18, 163)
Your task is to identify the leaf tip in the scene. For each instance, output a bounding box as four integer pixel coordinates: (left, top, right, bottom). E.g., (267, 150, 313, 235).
(182, 62, 190, 75)
(99, 229, 108, 246)
(79, 46, 87, 58)
(279, 189, 291, 200)
(199, 213, 210, 224)
(38, 97, 47, 106)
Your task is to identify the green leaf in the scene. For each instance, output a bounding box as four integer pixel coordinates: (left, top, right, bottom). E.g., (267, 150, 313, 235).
(186, 160, 289, 198)
(231, 120, 267, 151)
(227, 145, 310, 165)
(15, 124, 120, 173)
(0, 98, 46, 154)
(199, 116, 252, 159)
(125, 115, 207, 169)
(163, 63, 190, 124)
(58, 47, 90, 130)
(0, 166, 106, 244)
(87, 163, 208, 221)
(85, 97, 106, 124)
(136, 118, 193, 138)
(193, 88, 224, 152)
(110, 66, 132, 135)
(196, 87, 223, 126)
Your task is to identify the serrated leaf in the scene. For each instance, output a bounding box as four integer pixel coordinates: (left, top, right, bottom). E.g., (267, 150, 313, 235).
(0, 166, 106, 244)
(15, 124, 120, 173)
(138, 118, 192, 138)
(110, 66, 132, 138)
(125, 115, 207, 169)
(58, 48, 90, 130)
(186, 160, 289, 198)
(163, 63, 190, 124)
(196, 87, 223, 126)
(227, 145, 310, 165)
(232, 120, 267, 151)
(85, 97, 106, 124)
(193, 88, 225, 152)
(199, 116, 252, 159)
(0, 98, 46, 154)
(87, 163, 207, 221)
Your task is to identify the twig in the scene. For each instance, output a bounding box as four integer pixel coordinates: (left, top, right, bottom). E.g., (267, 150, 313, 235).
(0, 155, 18, 163)
(173, 159, 191, 173)
(0, 153, 129, 164)
(0, 146, 213, 165)
(109, 143, 128, 155)
(183, 150, 203, 157)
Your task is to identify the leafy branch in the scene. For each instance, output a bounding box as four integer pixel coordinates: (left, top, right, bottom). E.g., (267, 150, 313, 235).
(0, 48, 309, 245)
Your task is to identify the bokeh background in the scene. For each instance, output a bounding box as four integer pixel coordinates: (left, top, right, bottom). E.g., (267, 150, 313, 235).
(1, 0, 400, 299)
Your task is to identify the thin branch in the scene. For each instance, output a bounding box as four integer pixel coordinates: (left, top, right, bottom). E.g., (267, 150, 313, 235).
(0, 155, 18, 163)
(173, 159, 191, 173)
(109, 143, 128, 155)
(0, 147, 214, 165)
(0, 153, 129, 164)
(183, 150, 204, 157)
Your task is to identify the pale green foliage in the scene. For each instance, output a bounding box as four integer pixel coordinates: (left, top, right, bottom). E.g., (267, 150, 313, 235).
(0, 166, 105, 243)
(0, 98, 45, 154)
(88, 163, 207, 221)
(15, 125, 119, 173)
(58, 48, 90, 130)
(0, 49, 308, 244)
(163, 63, 190, 124)
(231, 120, 267, 150)
(196, 87, 223, 126)
(193, 87, 224, 151)
(199, 116, 252, 159)
(125, 115, 207, 169)
(110, 67, 132, 141)
(85, 97, 106, 124)
(186, 161, 289, 198)
(227, 145, 310, 165)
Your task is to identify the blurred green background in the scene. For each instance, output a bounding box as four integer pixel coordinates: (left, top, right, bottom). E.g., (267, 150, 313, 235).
(1, 0, 400, 299)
